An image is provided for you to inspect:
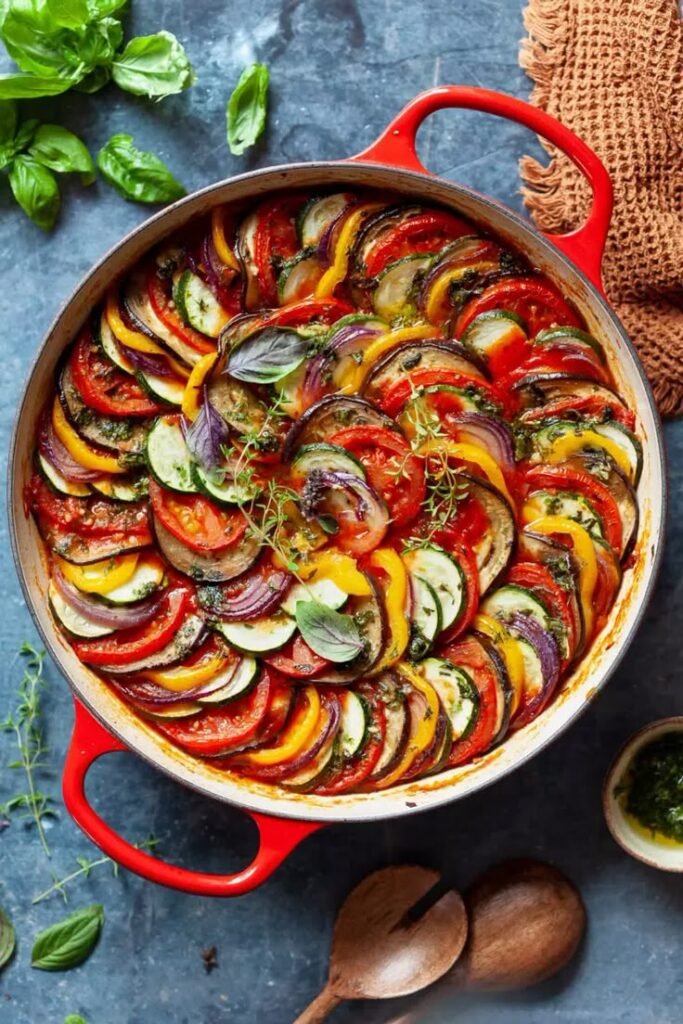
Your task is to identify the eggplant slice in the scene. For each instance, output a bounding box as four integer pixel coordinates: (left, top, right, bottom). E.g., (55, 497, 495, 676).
(102, 614, 206, 674)
(59, 364, 149, 457)
(462, 474, 516, 595)
(153, 516, 260, 583)
(45, 528, 150, 565)
(282, 395, 398, 460)
(516, 375, 631, 420)
(517, 529, 586, 661)
(361, 340, 486, 405)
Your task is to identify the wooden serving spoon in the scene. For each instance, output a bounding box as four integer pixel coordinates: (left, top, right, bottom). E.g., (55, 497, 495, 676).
(292, 865, 468, 1024)
(387, 858, 586, 1023)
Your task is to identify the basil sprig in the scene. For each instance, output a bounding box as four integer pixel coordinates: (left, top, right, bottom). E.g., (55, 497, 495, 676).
(97, 134, 186, 204)
(0, 905, 16, 971)
(65, 1016, 89, 1024)
(295, 599, 364, 663)
(227, 326, 308, 384)
(227, 63, 269, 156)
(31, 904, 104, 972)
(0, 1, 194, 100)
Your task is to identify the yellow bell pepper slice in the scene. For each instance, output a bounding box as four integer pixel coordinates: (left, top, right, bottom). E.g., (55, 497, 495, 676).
(542, 429, 631, 479)
(375, 664, 440, 789)
(105, 290, 190, 379)
(56, 553, 139, 594)
(315, 203, 384, 299)
(144, 654, 232, 693)
(523, 513, 598, 637)
(424, 260, 499, 323)
(181, 352, 219, 421)
(52, 398, 125, 475)
(211, 206, 240, 272)
(339, 324, 440, 394)
(417, 439, 514, 508)
(294, 550, 372, 596)
(474, 613, 525, 717)
(367, 548, 409, 673)
(237, 687, 321, 767)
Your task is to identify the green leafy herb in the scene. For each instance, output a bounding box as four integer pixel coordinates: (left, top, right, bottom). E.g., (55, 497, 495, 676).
(227, 63, 269, 156)
(0, 906, 16, 972)
(295, 599, 364, 663)
(112, 30, 195, 99)
(32, 904, 104, 971)
(227, 327, 308, 384)
(97, 133, 185, 203)
(0, 644, 56, 855)
(33, 836, 160, 904)
(65, 1016, 89, 1024)
(0, 72, 71, 98)
(28, 124, 95, 183)
(8, 154, 60, 229)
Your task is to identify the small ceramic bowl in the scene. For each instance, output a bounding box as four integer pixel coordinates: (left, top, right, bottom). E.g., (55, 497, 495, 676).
(603, 717, 683, 872)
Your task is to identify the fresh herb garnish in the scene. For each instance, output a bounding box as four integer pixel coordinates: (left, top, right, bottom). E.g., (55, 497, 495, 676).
(619, 733, 683, 843)
(111, 30, 195, 99)
(97, 133, 185, 203)
(0, 643, 56, 856)
(32, 836, 159, 905)
(0, 906, 16, 972)
(65, 1016, 89, 1024)
(227, 63, 269, 156)
(31, 904, 104, 972)
(227, 326, 308, 384)
(184, 392, 231, 472)
(295, 599, 364, 663)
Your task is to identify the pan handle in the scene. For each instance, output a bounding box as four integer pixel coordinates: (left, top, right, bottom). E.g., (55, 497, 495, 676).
(349, 85, 613, 292)
(62, 699, 322, 896)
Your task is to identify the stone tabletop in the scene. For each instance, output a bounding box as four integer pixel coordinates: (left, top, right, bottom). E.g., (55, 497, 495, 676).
(1, 2, 681, 1022)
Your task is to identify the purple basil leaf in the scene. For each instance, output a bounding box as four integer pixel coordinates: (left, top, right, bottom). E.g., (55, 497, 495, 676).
(184, 390, 230, 470)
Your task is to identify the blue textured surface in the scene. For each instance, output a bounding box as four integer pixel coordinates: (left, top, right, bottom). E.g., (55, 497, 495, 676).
(1, 2, 682, 1022)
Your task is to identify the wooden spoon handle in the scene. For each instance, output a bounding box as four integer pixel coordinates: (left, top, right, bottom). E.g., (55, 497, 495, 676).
(292, 983, 343, 1024)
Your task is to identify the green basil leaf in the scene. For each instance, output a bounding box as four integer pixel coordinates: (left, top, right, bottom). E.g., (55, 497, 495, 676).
(85, 0, 128, 14)
(295, 599, 364, 663)
(73, 64, 110, 93)
(111, 30, 195, 98)
(0, 99, 17, 145)
(29, 123, 95, 183)
(64, 1016, 88, 1024)
(227, 326, 307, 383)
(0, 4, 66, 77)
(13, 117, 40, 151)
(31, 904, 104, 971)
(227, 63, 269, 156)
(47, 0, 90, 29)
(58, 16, 122, 73)
(0, 905, 16, 971)
(8, 154, 60, 229)
(97, 133, 186, 203)
(0, 73, 73, 98)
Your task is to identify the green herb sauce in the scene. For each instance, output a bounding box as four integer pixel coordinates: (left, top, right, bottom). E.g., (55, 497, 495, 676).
(619, 733, 683, 843)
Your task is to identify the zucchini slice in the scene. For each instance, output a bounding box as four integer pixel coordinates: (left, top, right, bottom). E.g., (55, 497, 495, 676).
(529, 418, 642, 486)
(525, 488, 605, 540)
(38, 453, 91, 497)
(98, 313, 133, 373)
(407, 574, 442, 661)
(277, 250, 322, 304)
(298, 193, 353, 247)
(372, 253, 433, 321)
(535, 326, 605, 363)
(281, 579, 348, 616)
(214, 613, 297, 655)
(192, 463, 261, 506)
(290, 442, 366, 482)
(99, 558, 166, 606)
(338, 691, 369, 759)
(137, 371, 185, 406)
(153, 517, 260, 583)
(403, 545, 465, 631)
(91, 475, 148, 503)
(420, 657, 479, 742)
(146, 415, 196, 493)
(123, 269, 201, 367)
(197, 656, 259, 704)
(368, 673, 411, 781)
(461, 310, 527, 358)
(482, 583, 552, 633)
(173, 270, 228, 338)
(48, 580, 114, 638)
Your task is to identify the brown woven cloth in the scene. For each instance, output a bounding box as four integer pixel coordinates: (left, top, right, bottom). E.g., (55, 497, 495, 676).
(519, 0, 683, 416)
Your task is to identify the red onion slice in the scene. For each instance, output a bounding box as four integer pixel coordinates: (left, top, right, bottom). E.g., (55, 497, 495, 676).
(507, 612, 561, 729)
(302, 324, 384, 406)
(198, 568, 293, 621)
(38, 415, 101, 482)
(301, 469, 389, 554)
(451, 413, 515, 475)
(52, 568, 163, 631)
(118, 342, 177, 378)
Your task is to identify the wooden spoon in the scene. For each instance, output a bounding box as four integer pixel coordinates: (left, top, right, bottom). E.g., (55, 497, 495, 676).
(292, 865, 468, 1024)
(387, 858, 586, 1023)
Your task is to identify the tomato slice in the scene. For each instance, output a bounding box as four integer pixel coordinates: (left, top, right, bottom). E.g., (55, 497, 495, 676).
(506, 562, 577, 666)
(261, 297, 355, 328)
(327, 426, 425, 529)
(523, 464, 623, 555)
(520, 391, 635, 430)
(149, 479, 247, 553)
(74, 579, 193, 666)
(30, 473, 152, 540)
(253, 196, 307, 306)
(146, 267, 216, 354)
(363, 211, 472, 277)
(313, 684, 386, 795)
(439, 636, 500, 767)
(455, 277, 582, 338)
(264, 633, 330, 678)
(156, 670, 273, 756)
(70, 329, 165, 418)
(377, 369, 507, 419)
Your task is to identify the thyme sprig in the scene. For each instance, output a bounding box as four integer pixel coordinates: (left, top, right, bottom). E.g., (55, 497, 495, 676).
(0, 643, 56, 857)
(32, 836, 159, 905)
